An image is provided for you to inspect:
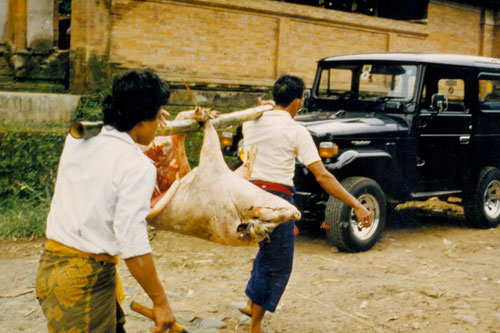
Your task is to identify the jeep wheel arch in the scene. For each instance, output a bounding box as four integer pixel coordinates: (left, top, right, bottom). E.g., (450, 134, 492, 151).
(464, 166, 500, 229)
(325, 176, 386, 252)
(326, 153, 408, 203)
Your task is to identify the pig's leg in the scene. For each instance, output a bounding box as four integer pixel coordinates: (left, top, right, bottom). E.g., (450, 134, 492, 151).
(198, 121, 227, 170)
(172, 134, 191, 179)
(233, 145, 257, 180)
(147, 179, 181, 218)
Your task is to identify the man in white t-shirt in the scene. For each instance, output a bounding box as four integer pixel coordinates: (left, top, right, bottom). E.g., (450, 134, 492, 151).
(240, 75, 373, 333)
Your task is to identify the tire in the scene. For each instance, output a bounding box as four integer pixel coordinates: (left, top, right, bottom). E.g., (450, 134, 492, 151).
(464, 166, 500, 229)
(325, 177, 386, 252)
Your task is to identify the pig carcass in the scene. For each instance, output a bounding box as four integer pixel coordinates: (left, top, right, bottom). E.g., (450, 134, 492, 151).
(144, 112, 300, 246)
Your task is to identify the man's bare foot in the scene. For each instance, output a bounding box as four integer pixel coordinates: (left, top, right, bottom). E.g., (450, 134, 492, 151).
(239, 299, 252, 317)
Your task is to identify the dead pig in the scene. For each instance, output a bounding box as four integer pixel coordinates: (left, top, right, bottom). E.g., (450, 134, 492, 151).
(144, 110, 301, 246)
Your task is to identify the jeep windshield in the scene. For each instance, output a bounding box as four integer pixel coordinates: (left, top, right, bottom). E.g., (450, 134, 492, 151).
(315, 62, 418, 110)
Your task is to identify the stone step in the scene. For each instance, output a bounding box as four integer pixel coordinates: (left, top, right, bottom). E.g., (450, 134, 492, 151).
(0, 79, 66, 92)
(0, 56, 12, 77)
(0, 55, 67, 92)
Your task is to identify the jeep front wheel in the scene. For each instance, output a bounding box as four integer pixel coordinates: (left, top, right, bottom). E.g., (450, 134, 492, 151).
(464, 166, 500, 229)
(325, 177, 386, 252)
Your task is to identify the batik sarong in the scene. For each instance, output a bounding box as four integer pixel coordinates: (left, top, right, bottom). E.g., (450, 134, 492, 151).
(36, 240, 126, 332)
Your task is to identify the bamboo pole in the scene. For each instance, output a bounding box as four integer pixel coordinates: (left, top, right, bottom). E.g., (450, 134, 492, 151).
(156, 104, 273, 136)
(69, 121, 104, 139)
(69, 104, 273, 139)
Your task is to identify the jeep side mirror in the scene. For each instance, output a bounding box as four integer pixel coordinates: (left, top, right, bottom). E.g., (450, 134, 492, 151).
(301, 88, 311, 111)
(431, 93, 448, 112)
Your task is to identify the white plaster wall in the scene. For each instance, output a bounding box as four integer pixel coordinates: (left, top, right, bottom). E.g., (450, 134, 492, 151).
(27, 0, 54, 52)
(0, 0, 8, 44)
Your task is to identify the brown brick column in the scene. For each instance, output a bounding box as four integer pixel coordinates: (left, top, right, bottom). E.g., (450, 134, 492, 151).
(7, 0, 27, 50)
(494, 11, 500, 59)
(276, 18, 291, 78)
(479, 9, 495, 57)
(69, 0, 112, 93)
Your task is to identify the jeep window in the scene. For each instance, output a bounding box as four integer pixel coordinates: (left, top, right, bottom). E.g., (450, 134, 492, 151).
(420, 66, 470, 113)
(437, 78, 465, 111)
(316, 63, 417, 103)
(318, 68, 352, 97)
(479, 77, 500, 111)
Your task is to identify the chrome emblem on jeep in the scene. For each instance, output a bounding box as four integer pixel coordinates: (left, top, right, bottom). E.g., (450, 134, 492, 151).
(351, 140, 371, 145)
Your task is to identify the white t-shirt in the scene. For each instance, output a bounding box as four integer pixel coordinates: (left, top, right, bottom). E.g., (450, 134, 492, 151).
(242, 110, 320, 186)
(46, 126, 155, 259)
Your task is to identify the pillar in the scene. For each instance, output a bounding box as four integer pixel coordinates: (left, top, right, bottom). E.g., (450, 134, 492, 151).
(276, 17, 291, 78)
(494, 10, 500, 59)
(479, 9, 495, 57)
(7, 0, 27, 50)
(70, 0, 112, 93)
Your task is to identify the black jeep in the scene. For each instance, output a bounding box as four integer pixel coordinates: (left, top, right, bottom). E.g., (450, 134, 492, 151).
(222, 53, 500, 252)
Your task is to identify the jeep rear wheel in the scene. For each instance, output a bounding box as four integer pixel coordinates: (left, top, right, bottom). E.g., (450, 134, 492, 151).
(325, 177, 386, 252)
(464, 167, 500, 229)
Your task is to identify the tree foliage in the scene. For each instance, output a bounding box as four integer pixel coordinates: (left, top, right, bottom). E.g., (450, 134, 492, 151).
(59, 0, 71, 16)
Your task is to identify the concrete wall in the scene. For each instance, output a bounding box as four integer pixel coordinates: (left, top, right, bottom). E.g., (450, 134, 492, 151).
(69, 0, 500, 102)
(0, 92, 80, 124)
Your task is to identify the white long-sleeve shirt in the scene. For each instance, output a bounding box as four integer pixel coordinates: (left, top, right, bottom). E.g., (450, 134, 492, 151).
(46, 126, 155, 259)
(243, 110, 320, 186)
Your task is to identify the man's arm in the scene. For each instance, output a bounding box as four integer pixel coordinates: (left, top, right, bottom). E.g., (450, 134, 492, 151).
(307, 160, 373, 227)
(125, 253, 176, 333)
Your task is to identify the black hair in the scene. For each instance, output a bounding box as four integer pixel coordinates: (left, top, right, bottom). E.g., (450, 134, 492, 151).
(102, 69, 170, 132)
(272, 75, 305, 108)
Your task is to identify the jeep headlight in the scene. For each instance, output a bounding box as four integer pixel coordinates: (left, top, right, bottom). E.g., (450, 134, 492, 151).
(319, 142, 338, 158)
(221, 131, 234, 147)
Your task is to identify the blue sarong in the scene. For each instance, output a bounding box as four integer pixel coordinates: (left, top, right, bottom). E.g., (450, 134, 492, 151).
(245, 184, 296, 312)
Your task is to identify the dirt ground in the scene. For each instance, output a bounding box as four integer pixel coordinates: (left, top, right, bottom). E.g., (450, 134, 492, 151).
(1, 198, 499, 333)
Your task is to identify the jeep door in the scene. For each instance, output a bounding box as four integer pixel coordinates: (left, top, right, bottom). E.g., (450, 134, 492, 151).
(475, 73, 500, 168)
(416, 65, 473, 193)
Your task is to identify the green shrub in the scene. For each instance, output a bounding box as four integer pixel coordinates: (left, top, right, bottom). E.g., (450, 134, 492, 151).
(72, 96, 104, 122)
(0, 128, 66, 199)
(0, 128, 65, 239)
(59, 0, 71, 15)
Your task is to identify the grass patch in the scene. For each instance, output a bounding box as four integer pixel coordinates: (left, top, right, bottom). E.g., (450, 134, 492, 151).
(0, 197, 49, 239)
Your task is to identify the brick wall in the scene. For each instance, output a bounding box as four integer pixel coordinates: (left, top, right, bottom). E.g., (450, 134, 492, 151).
(70, 0, 500, 103)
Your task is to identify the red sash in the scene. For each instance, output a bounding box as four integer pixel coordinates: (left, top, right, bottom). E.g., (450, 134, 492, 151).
(250, 180, 293, 197)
